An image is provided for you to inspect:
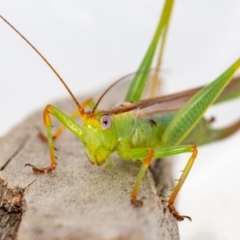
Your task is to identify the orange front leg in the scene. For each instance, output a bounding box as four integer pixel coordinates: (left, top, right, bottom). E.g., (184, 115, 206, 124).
(131, 149, 154, 207)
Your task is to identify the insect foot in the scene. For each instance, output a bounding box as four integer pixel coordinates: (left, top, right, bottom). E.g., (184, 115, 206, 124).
(25, 163, 56, 173)
(131, 198, 143, 207)
(168, 204, 192, 221)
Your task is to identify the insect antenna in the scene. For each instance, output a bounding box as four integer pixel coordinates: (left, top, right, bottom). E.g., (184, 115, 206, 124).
(92, 68, 159, 113)
(0, 15, 86, 116)
(91, 73, 134, 113)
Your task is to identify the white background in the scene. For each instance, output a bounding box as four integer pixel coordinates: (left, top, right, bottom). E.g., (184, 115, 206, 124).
(1, 1, 240, 239)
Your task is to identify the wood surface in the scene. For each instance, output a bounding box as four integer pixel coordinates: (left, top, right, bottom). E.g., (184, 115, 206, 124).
(0, 86, 179, 240)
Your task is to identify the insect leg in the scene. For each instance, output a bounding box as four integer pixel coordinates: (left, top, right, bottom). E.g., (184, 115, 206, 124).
(162, 59, 240, 147)
(150, 1, 172, 98)
(118, 143, 197, 220)
(167, 145, 197, 221)
(26, 105, 84, 173)
(131, 149, 154, 207)
(148, 144, 197, 221)
(39, 98, 95, 141)
(125, 0, 174, 102)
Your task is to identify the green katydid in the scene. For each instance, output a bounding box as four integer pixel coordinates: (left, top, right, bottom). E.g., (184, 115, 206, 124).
(1, 0, 240, 222)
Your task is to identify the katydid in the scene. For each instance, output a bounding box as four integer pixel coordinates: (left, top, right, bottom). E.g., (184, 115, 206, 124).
(1, 0, 240, 222)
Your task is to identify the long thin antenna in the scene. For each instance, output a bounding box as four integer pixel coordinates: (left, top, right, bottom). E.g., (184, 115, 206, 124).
(92, 68, 160, 113)
(0, 15, 85, 116)
(91, 72, 134, 113)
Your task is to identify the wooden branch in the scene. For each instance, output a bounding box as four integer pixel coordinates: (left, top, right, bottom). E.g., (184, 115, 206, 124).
(0, 87, 179, 240)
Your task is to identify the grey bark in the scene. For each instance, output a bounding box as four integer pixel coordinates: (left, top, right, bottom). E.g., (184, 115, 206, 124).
(0, 86, 179, 240)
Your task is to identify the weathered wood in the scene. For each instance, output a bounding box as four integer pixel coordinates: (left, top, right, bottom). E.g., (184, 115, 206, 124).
(0, 87, 179, 240)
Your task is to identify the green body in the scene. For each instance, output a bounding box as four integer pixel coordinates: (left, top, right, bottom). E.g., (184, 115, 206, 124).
(113, 112, 218, 152)
(53, 58, 239, 167)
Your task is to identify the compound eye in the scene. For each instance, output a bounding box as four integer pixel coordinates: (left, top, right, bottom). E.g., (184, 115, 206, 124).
(101, 115, 112, 130)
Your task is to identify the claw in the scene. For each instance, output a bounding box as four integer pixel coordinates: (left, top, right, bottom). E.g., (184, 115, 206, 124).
(168, 204, 192, 222)
(25, 163, 56, 173)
